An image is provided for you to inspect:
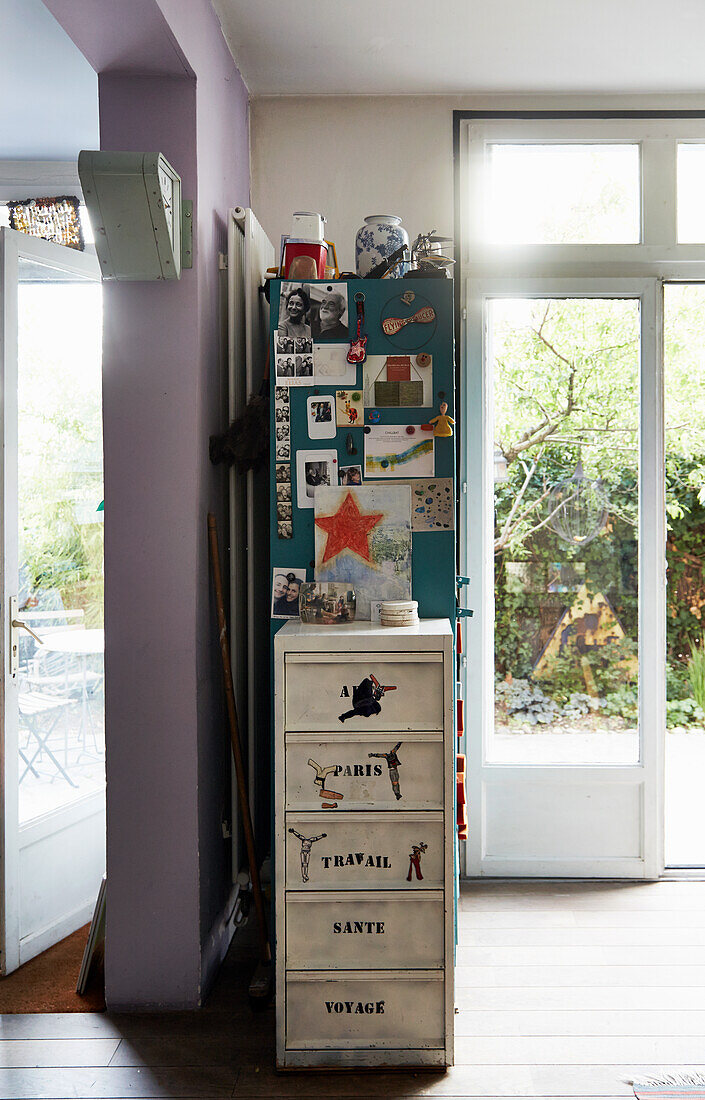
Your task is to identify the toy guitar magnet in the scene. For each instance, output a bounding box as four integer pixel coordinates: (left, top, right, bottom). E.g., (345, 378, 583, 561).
(382, 305, 436, 337)
(347, 292, 368, 364)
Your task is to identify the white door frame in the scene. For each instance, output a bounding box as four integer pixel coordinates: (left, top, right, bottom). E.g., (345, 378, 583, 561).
(460, 276, 665, 879)
(0, 228, 103, 974)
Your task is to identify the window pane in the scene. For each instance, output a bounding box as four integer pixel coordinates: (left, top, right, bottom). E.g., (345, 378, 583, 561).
(17, 260, 104, 824)
(663, 284, 705, 864)
(677, 144, 705, 242)
(490, 298, 640, 765)
(486, 144, 641, 244)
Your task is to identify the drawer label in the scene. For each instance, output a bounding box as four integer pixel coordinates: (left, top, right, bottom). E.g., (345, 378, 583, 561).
(333, 920, 385, 934)
(288, 828, 429, 883)
(325, 1000, 385, 1014)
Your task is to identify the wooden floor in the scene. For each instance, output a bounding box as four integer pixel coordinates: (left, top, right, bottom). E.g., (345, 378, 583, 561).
(1, 879, 704, 1098)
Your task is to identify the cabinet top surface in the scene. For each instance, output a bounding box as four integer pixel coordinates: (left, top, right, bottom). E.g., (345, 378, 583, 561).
(275, 618, 453, 640)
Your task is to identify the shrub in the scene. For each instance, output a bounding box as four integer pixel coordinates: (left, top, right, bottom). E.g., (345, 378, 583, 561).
(688, 639, 705, 710)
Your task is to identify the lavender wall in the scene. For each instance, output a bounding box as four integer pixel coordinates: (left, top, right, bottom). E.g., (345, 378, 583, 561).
(44, 0, 250, 1008)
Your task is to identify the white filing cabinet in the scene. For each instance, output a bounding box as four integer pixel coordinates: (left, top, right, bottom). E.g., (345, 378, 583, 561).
(274, 619, 455, 1069)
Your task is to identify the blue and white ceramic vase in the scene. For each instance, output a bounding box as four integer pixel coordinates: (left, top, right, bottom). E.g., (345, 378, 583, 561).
(355, 215, 409, 278)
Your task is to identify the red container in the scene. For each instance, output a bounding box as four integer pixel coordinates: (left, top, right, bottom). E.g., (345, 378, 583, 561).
(284, 240, 328, 279)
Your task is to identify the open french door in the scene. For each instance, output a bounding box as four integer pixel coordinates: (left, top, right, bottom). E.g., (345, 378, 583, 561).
(461, 277, 664, 878)
(0, 228, 105, 973)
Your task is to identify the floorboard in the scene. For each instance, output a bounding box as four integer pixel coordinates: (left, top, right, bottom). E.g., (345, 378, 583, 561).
(1, 880, 704, 1098)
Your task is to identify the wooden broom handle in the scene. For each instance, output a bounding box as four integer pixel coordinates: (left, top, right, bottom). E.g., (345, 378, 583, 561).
(207, 513, 271, 965)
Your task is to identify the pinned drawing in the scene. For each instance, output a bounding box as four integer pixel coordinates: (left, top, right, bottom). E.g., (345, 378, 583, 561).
(368, 741, 403, 799)
(364, 425, 435, 478)
(314, 485, 412, 619)
(308, 758, 344, 809)
(407, 841, 428, 882)
(289, 828, 327, 883)
(338, 674, 397, 723)
(368, 478, 454, 532)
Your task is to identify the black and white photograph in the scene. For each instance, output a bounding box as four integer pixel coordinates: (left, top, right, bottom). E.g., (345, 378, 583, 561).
(295, 354, 313, 377)
(277, 502, 292, 521)
(275, 463, 290, 484)
(277, 520, 292, 540)
(275, 355, 295, 379)
(276, 443, 290, 461)
(275, 405, 290, 423)
(274, 386, 290, 404)
(277, 283, 312, 338)
(296, 449, 337, 509)
(271, 567, 305, 617)
(305, 460, 331, 496)
(309, 284, 349, 341)
(276, 425, 289, 442)
(276, 481, 291, 502)
(276, 334, 294, 355)
(339, 463, 363, 486)
(294, 336, 313, 354)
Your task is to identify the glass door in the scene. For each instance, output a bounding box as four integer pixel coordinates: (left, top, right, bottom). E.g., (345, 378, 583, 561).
(462, 279, 663, 878)
(1, 228, 104, 973)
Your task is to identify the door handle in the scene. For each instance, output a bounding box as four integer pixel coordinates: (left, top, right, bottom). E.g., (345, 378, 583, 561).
(8, 596, 44, 679)
(11, 619, 44, 645)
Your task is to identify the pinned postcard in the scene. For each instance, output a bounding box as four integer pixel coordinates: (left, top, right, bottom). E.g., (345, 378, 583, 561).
(364, 424, 435, 479)
(335, 388, 363, 428)
(362, 353, 432, 408)
(313, 343, 358, 386)
(367, 477, 454, 531)
(306, 395, 336, 439)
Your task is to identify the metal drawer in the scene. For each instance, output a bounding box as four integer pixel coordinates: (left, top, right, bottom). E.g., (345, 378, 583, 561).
(285, 733, 443, 811)
(284, 653, 444, 732)
(285, 970, 445, 1050)
(286, 890, 445, 970)
(284, 811, 444, 890)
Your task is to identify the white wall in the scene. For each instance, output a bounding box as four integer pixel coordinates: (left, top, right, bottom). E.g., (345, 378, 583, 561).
(0, 0, 98, 159)
(250, 93, 705, 272)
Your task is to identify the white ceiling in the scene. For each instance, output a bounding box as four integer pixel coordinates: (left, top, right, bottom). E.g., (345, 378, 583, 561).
(212, 0, 705, 97)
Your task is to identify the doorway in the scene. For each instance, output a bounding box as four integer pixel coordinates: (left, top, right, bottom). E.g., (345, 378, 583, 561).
(0, 228, 105, 977)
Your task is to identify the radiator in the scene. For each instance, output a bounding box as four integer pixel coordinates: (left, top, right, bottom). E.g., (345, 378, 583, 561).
(227, 208, 275, 879)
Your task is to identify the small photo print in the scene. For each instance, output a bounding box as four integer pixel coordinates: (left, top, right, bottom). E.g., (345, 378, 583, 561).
(277, 501, 292, 521)
(299, 581, 356, 625)
(271, 566, 306, 618)
(277, 521, 293, 540)
(295, 354, 314, 378)
(305, 460, 332, 498)
(274, 386, 290, 404)
(276, 355, 295, 379)
(275, 405, 290, 423)
(339, 464, 362, 486)
(295, 449, 337, 509)
(294, 337, 313, 355)
(276, 424, 290, 442)
(335, 388, 363, 427)
(276, 442, 290, 461)
(276, 334, 294, 355)
(278, 283, 312, 339)
(275, 463, 290, 484)
(306, 395, 336, 440)
(276, 481, 292, 502)
(308, 284, 349, 341)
